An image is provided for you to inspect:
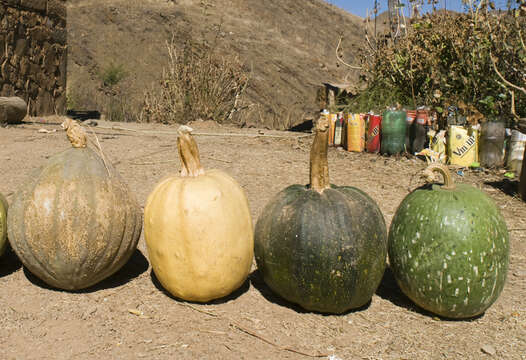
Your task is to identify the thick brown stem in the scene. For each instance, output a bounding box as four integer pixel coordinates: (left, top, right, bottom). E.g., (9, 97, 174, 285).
(177, 125, 205, 177)
(61, 118, 87, 148)
(422, 163, 456, 190)
(310, 116, 330, 193)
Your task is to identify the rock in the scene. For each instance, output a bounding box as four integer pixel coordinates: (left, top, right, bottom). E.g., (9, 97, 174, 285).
(0, 97, 27, 124)
(481, 344, 496, 356)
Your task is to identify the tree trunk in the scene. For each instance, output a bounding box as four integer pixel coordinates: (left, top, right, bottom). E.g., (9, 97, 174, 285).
(0, 97, 28, 124)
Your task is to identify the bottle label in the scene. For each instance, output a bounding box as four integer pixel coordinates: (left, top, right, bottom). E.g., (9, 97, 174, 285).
(453, 135, 476, 158)
(334, 126, 342, 145)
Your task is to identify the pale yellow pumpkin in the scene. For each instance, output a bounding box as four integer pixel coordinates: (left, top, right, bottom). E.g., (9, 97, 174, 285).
(144, 126, 253, 302)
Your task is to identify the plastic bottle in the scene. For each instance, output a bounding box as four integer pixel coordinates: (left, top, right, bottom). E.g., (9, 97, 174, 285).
(479, 121, 506, 168)
(508, 130, 526, 176)
(381, 110, 407, 155)
(412, 109, 429, 154)
(448, 125, 479, 167)
(334, 112, 344, 146)
(346, 113, 365, 152)
(367, 114, 382, 153)
(405, 110, 416, 153)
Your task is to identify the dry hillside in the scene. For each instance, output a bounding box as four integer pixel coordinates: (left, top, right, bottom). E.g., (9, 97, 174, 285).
(66, 0, 367, 128)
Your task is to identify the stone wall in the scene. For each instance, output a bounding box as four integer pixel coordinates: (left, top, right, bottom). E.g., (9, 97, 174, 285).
(0, 0, 67, 116)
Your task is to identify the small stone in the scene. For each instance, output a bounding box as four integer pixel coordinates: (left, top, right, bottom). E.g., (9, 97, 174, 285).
(481, 344, 496, 356)
(128, 308, 143, 316)
(513, 270, 526, 277)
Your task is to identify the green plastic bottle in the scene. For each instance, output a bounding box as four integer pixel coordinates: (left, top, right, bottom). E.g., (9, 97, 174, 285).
(381, 110, 407, 155)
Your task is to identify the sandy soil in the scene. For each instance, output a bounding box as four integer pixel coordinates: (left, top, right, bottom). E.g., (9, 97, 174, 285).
(0, 119, 525, 360)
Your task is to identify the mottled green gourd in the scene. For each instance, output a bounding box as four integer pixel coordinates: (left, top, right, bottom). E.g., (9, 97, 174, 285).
(8, 119, 142, 290)
(254, 116, 388, 314)
(0, 193, 7, 256)
(388, 164, 509, 319)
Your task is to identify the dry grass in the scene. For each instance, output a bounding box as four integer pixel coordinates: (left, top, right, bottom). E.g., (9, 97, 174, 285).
(139, 35, 249, 125)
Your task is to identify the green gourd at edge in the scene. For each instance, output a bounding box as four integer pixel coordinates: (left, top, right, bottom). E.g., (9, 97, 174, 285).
(0, 193, 7, 256)
(388, 164, 509, 318)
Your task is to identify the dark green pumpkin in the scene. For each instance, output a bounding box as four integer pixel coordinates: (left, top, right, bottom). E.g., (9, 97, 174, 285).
(0, 193, 7, 257)
(388, 164, 509, 318)
(254, 117, 388, 314)
(8, 119, 142, 290)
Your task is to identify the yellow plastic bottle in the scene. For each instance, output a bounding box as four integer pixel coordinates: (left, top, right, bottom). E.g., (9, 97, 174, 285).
(448, 125, 479, 167)
(345, 113, 365, 152)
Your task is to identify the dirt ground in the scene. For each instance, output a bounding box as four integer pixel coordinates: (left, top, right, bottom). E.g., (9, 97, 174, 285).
(0, 119, 525, 360)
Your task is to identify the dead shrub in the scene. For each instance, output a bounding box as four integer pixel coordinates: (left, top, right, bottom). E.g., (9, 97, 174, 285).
(140, 36, 249, 125)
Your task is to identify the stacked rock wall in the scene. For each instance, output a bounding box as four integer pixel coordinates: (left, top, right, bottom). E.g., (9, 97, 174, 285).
(0, 0, 67, 115)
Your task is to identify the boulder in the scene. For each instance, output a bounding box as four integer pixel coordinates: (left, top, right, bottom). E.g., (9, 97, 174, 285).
(0, 96, 27, 124)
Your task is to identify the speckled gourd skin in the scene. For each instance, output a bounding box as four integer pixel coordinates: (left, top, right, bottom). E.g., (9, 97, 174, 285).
(0, 193, 8, 256)
(388, 183, 509, 318)
(8, 147, 142, 290)
(255, 184, 388, 314)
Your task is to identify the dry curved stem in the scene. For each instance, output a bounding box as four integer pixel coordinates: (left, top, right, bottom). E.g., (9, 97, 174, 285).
(229, 321, 328, 358)
(85, 126, 111, 176)
(309, 116, 330, 193)
(175, 301, 328, 358)
(177, 125, 205, 177)
(422, 163, 456, 190)
(62, 118, 111, 175)
(336, 36, 362, 70)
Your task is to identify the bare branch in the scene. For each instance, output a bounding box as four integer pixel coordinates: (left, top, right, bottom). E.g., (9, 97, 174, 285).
(490, 52, 526, 95)
(335, 36, 362, 70)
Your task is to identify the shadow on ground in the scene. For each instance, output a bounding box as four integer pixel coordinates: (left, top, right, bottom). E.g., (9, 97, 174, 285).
(23, 248, 149, 293)
(249, 269, 371, 316)
(150, 269, 250, 305)
(0, 245, 22, 278)
(484, 179, 519, 197)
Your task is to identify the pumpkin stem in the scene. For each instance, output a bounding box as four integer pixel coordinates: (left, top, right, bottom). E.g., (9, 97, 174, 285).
(177, 125, 205, 177)
(310, 115, 330, 193)
(61, 118, 87, 148)
(422, 163, 456, 190)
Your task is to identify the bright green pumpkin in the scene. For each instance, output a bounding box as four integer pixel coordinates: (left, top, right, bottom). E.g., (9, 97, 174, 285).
(0, 193, 7, 256)
(254, 116, 388, 314)
(388, 164, 509, 318)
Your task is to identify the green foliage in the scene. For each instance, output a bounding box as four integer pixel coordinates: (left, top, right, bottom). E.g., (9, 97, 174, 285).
(66, 92, 77, 111)
(350, 0, 525, 124)
(345, 79, 413, 114)
(100, 62, 127, 87)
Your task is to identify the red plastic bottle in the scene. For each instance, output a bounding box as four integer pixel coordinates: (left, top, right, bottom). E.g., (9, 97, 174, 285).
(367, 114, 382, 153)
